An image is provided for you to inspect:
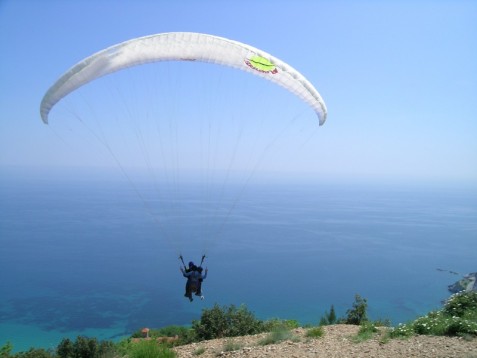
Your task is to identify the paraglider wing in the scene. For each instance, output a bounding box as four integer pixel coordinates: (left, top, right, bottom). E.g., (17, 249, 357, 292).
(40, 32, 327, 125)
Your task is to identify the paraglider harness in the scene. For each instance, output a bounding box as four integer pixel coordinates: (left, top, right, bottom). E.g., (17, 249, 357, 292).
(180, 254, 206, 294)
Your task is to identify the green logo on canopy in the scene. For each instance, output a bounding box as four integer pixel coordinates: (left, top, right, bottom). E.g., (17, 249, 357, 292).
(245, 55, 278, 74)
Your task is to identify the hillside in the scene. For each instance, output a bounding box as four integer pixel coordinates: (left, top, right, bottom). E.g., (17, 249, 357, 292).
(173, 324, 476, 358)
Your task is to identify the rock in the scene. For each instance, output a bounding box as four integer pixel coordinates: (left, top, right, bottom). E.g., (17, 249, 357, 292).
(448, 272, 477, 293)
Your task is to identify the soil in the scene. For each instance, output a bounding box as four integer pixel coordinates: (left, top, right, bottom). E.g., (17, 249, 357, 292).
(173, 324, 477, 358)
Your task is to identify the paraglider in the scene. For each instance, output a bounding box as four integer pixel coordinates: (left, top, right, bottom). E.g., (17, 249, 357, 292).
(40, 32, 327, 301)
(40, 32, 327, 125)
(179, 255, 207, 301)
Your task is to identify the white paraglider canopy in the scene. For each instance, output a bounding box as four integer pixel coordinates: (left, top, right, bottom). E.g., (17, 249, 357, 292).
(40, 32, 327, 125)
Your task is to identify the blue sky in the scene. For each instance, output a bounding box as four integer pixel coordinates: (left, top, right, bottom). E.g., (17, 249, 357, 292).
(1, 0, 476, 185)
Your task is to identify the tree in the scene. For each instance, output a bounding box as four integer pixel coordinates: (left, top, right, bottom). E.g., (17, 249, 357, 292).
(57, 338, 73, 358)
(57, 336, 114, 358)
(319, 304, 337, 326)
(345, 294, 368, 325)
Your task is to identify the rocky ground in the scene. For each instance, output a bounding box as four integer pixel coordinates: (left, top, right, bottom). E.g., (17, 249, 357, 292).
(173, 324, 477, 358)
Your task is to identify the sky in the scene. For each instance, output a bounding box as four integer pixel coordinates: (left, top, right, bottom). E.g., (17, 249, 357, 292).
(1, 0, 476, 186)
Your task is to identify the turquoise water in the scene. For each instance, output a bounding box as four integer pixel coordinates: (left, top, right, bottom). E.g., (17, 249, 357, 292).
(1, 172, 476, 352)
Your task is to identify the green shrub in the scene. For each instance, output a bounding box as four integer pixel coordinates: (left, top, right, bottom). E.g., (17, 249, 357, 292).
(222, 339, 243, 352)
(258, 327, 294, 346)
(418, 312, 447, 335)
(389, 322, 415, 338)
(443, 291, 477, 318)
(192, 346, 205, 355)
(192, 304, 227, 339)
(192, 304, 263, 340)
(128, 340, 176, 358)
(359, 321, 378, 334)
(352, 321, 378, 342)
(262, 319, 299, 332)
(305, 326, 324, 338)
(389, 296, 477, 339)
(445, 317, 477, 337)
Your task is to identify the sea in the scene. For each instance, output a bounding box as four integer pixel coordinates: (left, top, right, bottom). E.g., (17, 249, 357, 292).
(1, 170, 476, 352)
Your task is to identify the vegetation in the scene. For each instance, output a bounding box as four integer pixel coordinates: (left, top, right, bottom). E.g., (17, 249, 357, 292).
(262, 318, 299, 331)
(124, 340, 176, 358)
(344, 294, 368, 325)
(192, 303, 264, 340)
(319, 304, 337, 326)
(2, 291, 476, 356)
(317, 294, 384, 342)
(390, 291, 477, 339)
(1, 345, 54, 358)
(257, 326, 296, 346)
(318, 295, 371, 327)
(351, 321, 379, 343)
(221, 339, 243, 352)
(192, 346, 206, 356)
(305, 326, 325, 338)
(56, 336, 115, 358)
(131, 325, 196, 345)
(0, 335, 176, 358)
